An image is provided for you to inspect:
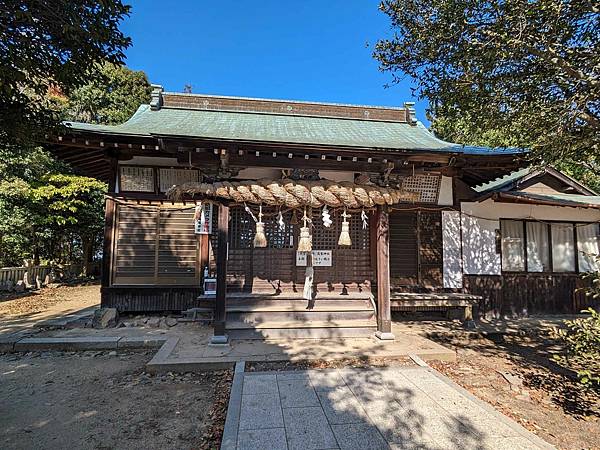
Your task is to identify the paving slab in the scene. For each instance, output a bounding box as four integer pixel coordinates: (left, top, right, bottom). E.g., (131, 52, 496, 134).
(242, 374, 278, 395)
(282, 406, 338, 450)
(277, 378, 320, 408)
(236, 428, 287, 450)
(239, 393, 284, 430)
(331, 422, 390, 450)
(317, 386, 368, 424)
(226, 365, 555, 450)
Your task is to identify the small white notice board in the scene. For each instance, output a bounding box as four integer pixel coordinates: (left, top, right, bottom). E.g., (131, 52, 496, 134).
(296, 250, 332, 267)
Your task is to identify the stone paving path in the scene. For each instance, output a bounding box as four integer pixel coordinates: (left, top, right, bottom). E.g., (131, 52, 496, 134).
(223, 365, 553, 450)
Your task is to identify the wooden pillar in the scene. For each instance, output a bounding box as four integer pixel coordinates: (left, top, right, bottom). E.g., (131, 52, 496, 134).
(212, 202, 229, 343)
(100, 157, 118, 307)
(199, 234, 210, 284)
(100, 197, 116, 306)
(375, 205, 395, 340)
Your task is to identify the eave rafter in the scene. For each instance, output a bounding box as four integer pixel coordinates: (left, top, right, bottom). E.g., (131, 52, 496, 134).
(46, 129, 524, 185)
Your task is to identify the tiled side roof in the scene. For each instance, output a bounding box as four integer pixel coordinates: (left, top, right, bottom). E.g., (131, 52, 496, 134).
(494, 192, 600, 208)
(474, 167, 532, 193)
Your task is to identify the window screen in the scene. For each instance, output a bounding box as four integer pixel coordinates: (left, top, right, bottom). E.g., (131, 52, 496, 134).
(501, 220, 525, 271)
(551, 223, 575, 272)
(526, 222, 550, 272)
(577, 223, 600, 272)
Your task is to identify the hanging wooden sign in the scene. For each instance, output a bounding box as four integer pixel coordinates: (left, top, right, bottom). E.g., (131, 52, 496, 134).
(296, 250, 332, 267)
(194, 203, 213, 234)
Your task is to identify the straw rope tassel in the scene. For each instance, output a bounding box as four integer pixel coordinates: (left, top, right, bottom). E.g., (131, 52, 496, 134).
(253, 205, 267, 248)
(297, 208, 312, 252)
(338, 208, 352, 246)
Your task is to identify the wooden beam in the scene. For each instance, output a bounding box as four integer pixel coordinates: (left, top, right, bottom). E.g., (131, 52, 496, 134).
(375, 205, 394, 339)
(213, 203, 229, 342)
(179, 150, 390, 173)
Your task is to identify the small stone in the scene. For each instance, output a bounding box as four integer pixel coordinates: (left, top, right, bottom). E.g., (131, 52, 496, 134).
(147, 317, 161, 328)
(108, 351, 117, 356)
(92, 308, 118, 329)
(165, 317, 177, 327)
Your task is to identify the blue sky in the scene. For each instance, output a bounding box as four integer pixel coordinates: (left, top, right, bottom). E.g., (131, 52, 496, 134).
(121, 0, 429, 124)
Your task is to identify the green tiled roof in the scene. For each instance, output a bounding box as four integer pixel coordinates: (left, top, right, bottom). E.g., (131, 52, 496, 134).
(498, 192, 600, 208)
(65, 104, 523, 155)
(474, 167, 532, 193)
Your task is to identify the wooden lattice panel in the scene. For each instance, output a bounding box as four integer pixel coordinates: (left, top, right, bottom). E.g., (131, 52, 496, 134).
(119, 166, 155, 192)
(229, 206, 295, 249)
(112, 203, 199, 286)
(159, 168, 201, 193)
(401, 175, 441, 203)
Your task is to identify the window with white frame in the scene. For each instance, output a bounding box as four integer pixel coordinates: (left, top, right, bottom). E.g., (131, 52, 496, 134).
(500, 220, 600, 273)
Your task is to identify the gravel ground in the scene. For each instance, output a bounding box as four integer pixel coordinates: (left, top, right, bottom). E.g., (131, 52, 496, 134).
(0, 283, 100, 317)
(429, 334, 599, 450)
(0, 350, 231, 450)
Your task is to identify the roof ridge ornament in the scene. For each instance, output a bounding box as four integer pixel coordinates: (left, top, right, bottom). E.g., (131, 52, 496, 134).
(403, 102, 417, 126)
(150, 84, 164, 110)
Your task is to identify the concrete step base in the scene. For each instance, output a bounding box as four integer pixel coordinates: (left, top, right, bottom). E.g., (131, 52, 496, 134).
(226, 320, 377, 339)
(227, 310, 375, 323)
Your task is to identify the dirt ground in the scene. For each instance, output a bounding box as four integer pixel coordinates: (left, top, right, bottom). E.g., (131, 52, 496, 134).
(429, 333, 600, 450)
(0, 283, 100, 317)
(0, 350, 231, 450)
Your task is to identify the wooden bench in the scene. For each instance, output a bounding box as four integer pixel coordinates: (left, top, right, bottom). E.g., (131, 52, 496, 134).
(390, 292, 482, 321)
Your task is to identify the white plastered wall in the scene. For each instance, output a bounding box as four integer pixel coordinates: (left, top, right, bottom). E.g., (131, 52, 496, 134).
(459, 199, 600, 275)
(437, 176, 453, 206)
(442, 210, 463, 287)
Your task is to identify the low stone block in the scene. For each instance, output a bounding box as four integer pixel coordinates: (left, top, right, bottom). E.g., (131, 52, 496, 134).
(0, 338, 17, 352)
(14, 336, 120, 351)
(118, 336, 168, 349)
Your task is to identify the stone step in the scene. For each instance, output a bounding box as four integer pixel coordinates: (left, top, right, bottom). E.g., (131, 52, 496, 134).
(226, 320, 377, 339)
(196, 298, 373, 310)
(226, 309, 375, 323)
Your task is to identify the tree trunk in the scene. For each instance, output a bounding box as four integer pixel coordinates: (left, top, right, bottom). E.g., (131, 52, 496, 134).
(81, 236, 94, 277)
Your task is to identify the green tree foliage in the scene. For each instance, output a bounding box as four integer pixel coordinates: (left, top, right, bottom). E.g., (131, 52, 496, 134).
(64, 63, 151, 125)
(0, 62, 149, 271)
(0, 147, 106, 271)
(553, 308, 600, 387)
(0, 0, 131, 146)
(374, 0, 600, 171)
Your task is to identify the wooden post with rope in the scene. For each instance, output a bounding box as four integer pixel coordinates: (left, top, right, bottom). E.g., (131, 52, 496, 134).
(211, 202, 230, 344)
